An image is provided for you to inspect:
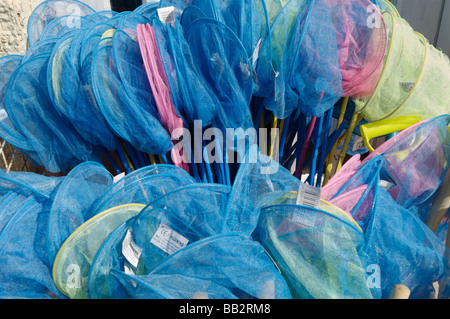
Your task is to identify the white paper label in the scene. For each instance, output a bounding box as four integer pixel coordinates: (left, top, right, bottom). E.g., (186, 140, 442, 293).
(122, 228, 143, 268)
(252, 38, 263, 67)
(157, 6, 180, 27)
(123, 264, 137, 288)
(0, 109, 8, 122)
(296, 181, 321, 209)
(113, 171, 125, 183)
(150, 223, 189, 255)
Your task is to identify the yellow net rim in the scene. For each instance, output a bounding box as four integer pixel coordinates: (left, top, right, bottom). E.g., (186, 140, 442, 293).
(52, 203, 145, 297)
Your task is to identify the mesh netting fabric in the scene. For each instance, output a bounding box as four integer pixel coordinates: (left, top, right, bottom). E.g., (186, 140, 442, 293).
(52, 204, 145, 299)
(27, 0, 95, 47)
(111, 232, 292, 299)
(256, 203, 370, 299)
(47, 162, 114, 265)
(354, 12, 429, 121)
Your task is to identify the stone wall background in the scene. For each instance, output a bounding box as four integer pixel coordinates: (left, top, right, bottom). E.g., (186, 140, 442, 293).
(0, 0, 45, 172)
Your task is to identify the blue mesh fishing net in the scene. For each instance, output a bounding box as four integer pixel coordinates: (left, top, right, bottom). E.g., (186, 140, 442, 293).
(0, 55, 38, 157)
(91, 35, 173, 155)
(256, 203, 371, 299)
(329, 155, 450, 299)
(210, 0, 267, 60)
(46, 162, 114, 265)
(52, 203, 146, 299)
(90, 164, 196, 215)
(22, 38, 58, 63)
(287, 0, 343, 118)
(87, 184, 231, 298)
(50, 25, 118, 151)
(111, 232, 293, 299)
(90, 165, 197, 216)
(224, 145, 300, 234)
(183, 17, 254, 139)
(134, 2, 159, 19)
(83, 10, 119, 28)
(39, 15, 88, 41)
(5, 53, 97, 173)
(165, 19, 218, 126)
(27, 0, 95, 47)
(0, 198, 63, 298)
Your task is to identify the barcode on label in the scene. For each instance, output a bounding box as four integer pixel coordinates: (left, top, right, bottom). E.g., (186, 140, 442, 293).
(296, 181, 321, 208)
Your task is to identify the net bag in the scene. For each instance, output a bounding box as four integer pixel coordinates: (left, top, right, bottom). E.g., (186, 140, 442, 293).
(90, 167, 197, 217)
(286, 0, 343, 118)
(0, 55, 38, 157)
(90, 164, 195, 215)
(111, 232, 293, 299)
(326, 0, 387, 99)
(27, 0, 95, 47)
(39, 15, 88, 41)
(5, 53, 96, 173)
(52, 204, 145, 299)
(47, 162, 114, 265)
(329, 155, 450, 299)
(183, 18, 254, 139)
(87, 184, 231, 298)
(50, 24, 118, 151)
(91, 35, 173, 155)
(256, 202, 371, 299)
(0, 198, 63, 298)
(353, 11, 430, 121)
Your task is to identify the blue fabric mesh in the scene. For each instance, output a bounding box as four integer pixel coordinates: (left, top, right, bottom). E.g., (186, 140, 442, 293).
(27, 0, 95, 47)
(0, 198, 64, 298)
(46, 162, 113, 265)
(184, 18, 254, 135)
(22, 38, 58, 63)
(255, 0, 311, 119)
(331, 156, 450, 299)
(211, 0, 265, 59)
(117, 11, 151, 33)
(5, 54, 97, 173)
(91, 36, 173, 155)
(111, 232, 293, 299)
(166, 19, 218, 126)
(91, 169, 196, 216)
(256, 203, 371, 299)
(0, 55, 37, 153)
(224, 145, 300, 234)
(134, 2, 159, 19)
(180, 5, 207, 30)
(39, 15, 88, 41)
(87, 184, 231, 298)
(83, 10, 119, 28)
(91, 164, 195, 215)
(287, 0, 343, 118)
(53, 26, 118, 151)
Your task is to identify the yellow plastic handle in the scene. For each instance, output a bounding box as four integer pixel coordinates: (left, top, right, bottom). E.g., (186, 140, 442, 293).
(359, 116, 421, 152)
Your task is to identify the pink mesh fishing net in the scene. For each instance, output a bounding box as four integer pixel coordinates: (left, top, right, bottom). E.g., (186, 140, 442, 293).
(327, 0, 388, 98)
